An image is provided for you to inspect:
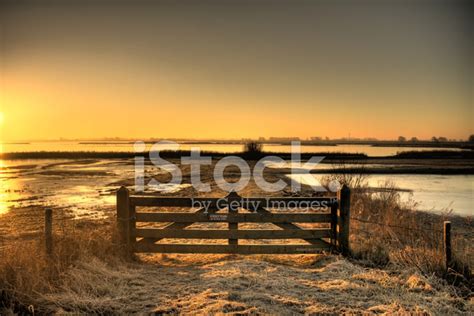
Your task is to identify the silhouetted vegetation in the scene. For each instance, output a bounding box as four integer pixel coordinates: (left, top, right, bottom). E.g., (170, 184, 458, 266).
(4, 149, 473, 161)
(243, 141, 263, 153)
(0, 150, 368, 161)
(394, 150, 474, 159)
(242, 141, 264, 159)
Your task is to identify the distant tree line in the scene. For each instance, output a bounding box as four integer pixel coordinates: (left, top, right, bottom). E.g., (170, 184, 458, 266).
(397, 135, 474, 142)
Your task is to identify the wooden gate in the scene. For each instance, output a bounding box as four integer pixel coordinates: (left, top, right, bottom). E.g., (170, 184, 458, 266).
(116, 186, 351, 255)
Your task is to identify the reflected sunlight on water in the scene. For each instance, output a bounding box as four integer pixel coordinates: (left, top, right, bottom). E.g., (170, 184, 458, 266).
(0, 159, 125, 217)
(0, 159, 6, 214)
(0, 160, 24, 215)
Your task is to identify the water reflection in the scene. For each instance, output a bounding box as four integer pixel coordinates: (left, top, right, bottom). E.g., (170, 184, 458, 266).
(288, 172, 473, 216)
(0, 160, 25, 214)
(0, 160, 8, 214)
(0, 159, 126, 218)
(0, 158, 199, 218)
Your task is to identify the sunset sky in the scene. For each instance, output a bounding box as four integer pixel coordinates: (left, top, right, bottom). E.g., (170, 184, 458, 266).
(0, 0, 472, 141)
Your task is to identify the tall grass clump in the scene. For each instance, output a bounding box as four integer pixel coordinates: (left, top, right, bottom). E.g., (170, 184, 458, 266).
(322, 166, 472, 296)
(0, 219, 128, 314)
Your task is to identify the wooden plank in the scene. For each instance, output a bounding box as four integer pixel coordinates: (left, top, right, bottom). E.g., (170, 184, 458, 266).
(134, 242, 331, 254)
(135, 212, 332, 223)
(134, 228, 332, 239)
(130, 197, 219, 207)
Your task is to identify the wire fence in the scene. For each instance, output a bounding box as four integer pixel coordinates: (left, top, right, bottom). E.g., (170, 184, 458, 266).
(351, 216, 474, 238)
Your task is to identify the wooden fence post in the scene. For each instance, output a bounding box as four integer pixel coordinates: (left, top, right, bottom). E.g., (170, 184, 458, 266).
(45, 208, 53, 256)
(129, 203, 136, 251)
(337, 185, 351, 256)
(117, 186, 130, 246)
(330, 202, 338, 250)
(227, 191, 240, 246)
(444, 221, 452, 269)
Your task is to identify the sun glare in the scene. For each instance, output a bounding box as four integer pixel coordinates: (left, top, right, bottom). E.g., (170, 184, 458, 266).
(0, 112, 4, 125)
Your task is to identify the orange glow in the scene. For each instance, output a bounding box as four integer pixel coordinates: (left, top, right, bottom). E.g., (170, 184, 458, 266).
(1, 2, 472, 142)
(2, 79, 471, 141)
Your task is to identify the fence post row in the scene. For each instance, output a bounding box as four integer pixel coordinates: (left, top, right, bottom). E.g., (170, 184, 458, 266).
(116, 185, 351, 255)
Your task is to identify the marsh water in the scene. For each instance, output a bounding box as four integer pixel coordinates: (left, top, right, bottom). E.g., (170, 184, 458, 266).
(0, 157, 472, 218)
(0, 141, 472, 217)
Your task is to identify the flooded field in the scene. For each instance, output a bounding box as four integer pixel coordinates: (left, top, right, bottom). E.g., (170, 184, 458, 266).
(0, 159, 185, 218)
(0, 158, 472, 218)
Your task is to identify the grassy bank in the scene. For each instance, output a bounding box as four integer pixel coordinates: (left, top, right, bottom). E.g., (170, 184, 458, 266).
(351, 185, 472, 289)
(321, 174, 473, 296)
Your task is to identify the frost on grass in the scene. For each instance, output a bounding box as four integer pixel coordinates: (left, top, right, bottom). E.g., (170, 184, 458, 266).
(37, 255, 472, 315)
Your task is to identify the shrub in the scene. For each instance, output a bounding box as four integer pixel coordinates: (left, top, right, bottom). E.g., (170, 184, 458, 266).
(242, 142, 263, 159)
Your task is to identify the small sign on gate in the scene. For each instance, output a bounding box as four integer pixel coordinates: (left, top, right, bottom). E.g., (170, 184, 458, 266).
(209, 214, 228, 221)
